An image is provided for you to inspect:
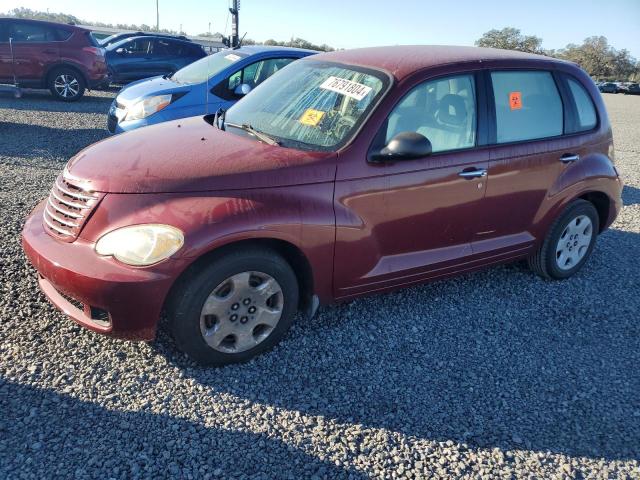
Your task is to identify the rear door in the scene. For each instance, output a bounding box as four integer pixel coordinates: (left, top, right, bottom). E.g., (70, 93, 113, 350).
(151, 39, 182, 76)
(472, 69, 570, 255)
(8, 20, 60, 86)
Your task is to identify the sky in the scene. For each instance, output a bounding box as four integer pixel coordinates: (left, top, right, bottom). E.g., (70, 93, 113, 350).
(3, 0, 640, 57)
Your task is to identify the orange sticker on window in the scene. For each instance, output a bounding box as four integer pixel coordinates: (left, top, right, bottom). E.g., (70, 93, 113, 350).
(509, 91, 522, 110)
(299, 108, 326, 126)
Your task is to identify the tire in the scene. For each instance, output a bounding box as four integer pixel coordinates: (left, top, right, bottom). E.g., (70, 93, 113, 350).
(167, 247, 299, 366)
(48, 67, 85, 101)
(528, 199, 600, 280)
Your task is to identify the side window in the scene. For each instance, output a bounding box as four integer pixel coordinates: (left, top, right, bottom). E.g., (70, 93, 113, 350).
(491, 71, 563, 143)
(9, 22, 57, 42)
(155, 40, 183, 56)
(122, 39, 152, 55)
(566, 77, 597, 131)
(384, 74, 476, 153)
(55, 28, 72, 41)
(224, 58, 295, 96)
(0, 21, 8, 42)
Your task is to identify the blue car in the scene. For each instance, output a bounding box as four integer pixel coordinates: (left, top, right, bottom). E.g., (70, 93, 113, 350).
(105, 35, 206, 84)
(107, 45, 316, 134)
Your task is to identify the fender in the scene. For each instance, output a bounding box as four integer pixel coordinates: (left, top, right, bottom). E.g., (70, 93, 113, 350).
(532, 151, 622, 240)
(79, 183, 337, 305)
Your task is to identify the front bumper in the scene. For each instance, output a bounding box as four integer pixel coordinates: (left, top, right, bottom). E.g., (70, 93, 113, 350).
(22, 201, 179, 340)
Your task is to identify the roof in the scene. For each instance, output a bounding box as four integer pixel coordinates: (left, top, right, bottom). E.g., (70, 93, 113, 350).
(235, 45, 317, 55)
(311, 45, 569, 80)
(0, 17, 87, 32)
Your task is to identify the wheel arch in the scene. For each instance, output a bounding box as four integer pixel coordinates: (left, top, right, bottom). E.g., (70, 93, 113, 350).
(45, 62, 88, 88)
(577, 190, 611, 233)
(163, 237, 316, 319)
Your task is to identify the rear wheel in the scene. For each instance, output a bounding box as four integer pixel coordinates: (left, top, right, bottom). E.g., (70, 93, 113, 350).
(528, 199, 599, 279)
(167, 247, 299, 366)
(48, 67, 85, 101)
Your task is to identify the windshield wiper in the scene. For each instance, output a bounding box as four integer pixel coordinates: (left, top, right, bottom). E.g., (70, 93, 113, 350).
(225, 122, 280, 146)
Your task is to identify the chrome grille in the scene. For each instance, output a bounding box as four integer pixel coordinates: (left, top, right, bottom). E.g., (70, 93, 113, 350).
(43, 175, 103, 241)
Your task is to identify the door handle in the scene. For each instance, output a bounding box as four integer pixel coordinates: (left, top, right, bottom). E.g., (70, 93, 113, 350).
(458, 168, 487, 179)
(560, 153, 580, 163)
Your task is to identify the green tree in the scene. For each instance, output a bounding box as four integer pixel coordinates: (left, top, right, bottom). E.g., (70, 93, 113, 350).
(475, 27, 543, 54)
(557, 36, 639, 80)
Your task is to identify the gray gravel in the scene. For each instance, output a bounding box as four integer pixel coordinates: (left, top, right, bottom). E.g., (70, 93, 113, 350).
(1, 89, 639, 479)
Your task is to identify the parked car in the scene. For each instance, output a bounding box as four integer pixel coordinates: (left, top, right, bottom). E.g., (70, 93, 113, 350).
(625, 83, 640, 95)
(107, 45, 316, 134)
(99, 31, 190, 48)
(22, 46, 622, 366)
(105, 35, 206, 84)
(0, 17, 109, 100)
(598, 82, 618, 93)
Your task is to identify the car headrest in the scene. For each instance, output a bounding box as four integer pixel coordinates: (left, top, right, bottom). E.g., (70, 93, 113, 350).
(437, 94, 467, 127)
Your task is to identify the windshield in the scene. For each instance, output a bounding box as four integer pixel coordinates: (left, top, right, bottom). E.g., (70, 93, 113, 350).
(224, 60, 388, 150)
(171, 50, 247, 85)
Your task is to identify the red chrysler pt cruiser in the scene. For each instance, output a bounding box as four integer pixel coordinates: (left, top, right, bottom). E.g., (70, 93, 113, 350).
(22, 46, 622, 365)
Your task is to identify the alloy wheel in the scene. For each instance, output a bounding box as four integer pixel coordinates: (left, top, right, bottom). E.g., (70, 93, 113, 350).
(54, 74, 80, 99)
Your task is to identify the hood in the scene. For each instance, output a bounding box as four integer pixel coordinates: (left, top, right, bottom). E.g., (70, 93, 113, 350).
(66, 116, 336, 194)
(116, 76, 192, 105)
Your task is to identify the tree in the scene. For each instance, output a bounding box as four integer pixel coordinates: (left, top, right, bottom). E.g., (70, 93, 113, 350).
(557, 36, 639, 80)
(475, 27, 543, 54)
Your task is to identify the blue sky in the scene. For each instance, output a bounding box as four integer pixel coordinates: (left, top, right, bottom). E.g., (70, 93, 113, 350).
(4, 0, 640, 57)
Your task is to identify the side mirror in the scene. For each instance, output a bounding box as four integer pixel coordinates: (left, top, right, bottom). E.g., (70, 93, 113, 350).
(234, 83, 252, 96)
(370, 131, 432, 163)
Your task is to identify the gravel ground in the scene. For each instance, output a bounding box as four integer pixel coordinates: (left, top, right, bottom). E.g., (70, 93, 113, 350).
(0, 89, 639, 479)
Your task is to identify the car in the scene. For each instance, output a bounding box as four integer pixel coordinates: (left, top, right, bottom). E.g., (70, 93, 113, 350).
(107, 45, 316, 134)
(22, 45, 622, 366)
(0, 17, 109, 101)
(598, 82, 618, 93)
(99, 31, 190, 48)
(625, 83, 640, 95)
(105, 35, 206, 84)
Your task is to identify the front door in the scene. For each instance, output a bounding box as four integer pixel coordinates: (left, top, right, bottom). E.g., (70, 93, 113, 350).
(334, 72, 489, 299)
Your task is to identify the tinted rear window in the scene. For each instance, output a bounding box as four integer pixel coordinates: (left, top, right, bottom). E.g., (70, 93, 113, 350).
(9, 21, 58, 42)
(491, 71, 563, 143)
(567, 77, 597, 131)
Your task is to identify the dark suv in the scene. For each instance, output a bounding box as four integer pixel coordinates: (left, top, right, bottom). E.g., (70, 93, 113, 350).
(0, 17, 109, 101)
(105, 35, 206, 83)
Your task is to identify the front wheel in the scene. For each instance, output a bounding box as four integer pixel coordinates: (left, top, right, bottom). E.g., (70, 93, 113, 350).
(528, 199, 600, 279)
(167, 247, 299, 366)
(48, 67, 85, 101)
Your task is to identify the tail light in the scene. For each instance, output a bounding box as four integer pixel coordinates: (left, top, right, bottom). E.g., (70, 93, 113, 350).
(82, 46, 104, 57)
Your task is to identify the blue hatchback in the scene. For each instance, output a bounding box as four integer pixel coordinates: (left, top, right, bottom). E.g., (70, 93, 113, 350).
(107, 45, 316, 134)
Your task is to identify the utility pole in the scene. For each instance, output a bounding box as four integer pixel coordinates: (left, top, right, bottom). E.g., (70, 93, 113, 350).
(156, 0, 160, 32)
(229, 0, 240, 48)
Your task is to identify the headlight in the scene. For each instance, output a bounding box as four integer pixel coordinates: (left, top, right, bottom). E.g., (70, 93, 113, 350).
(124, 94, 173, 121)
(95, 224, 184, 266)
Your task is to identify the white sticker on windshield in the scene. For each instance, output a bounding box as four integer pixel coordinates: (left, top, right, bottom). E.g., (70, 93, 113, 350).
(225, 53, 242, 62)
(319, 76, 373, 101)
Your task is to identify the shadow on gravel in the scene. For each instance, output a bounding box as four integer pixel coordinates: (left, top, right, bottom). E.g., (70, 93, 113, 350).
(0, 122, 109, 161)
(0, 379, 364, 479)
(163, 228, 640, 463)
(0, 90, 116, 114)
(622, 185, 640, 206)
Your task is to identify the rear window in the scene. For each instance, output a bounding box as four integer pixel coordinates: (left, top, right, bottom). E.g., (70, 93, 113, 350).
(491, 71, 563, 143)
(567, 77, 597, 131)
